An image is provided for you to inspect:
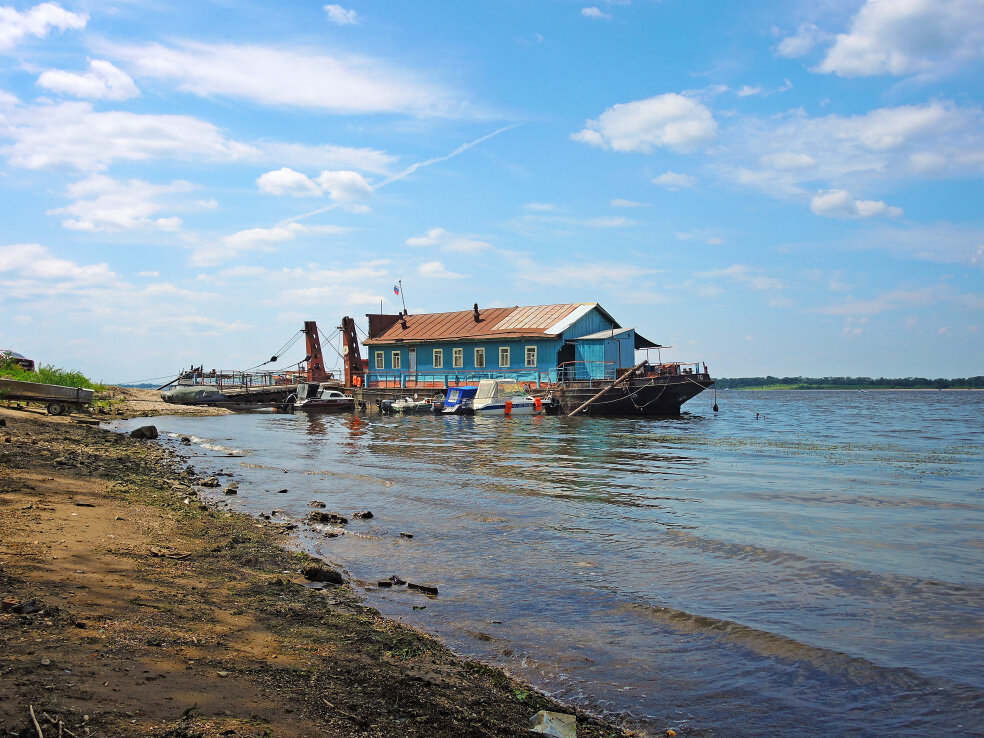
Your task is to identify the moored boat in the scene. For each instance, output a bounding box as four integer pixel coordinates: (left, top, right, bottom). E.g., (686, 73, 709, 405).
(291, 382, 354, 413)
(441, 386, 478, 414)
(472, 379, 549, 416)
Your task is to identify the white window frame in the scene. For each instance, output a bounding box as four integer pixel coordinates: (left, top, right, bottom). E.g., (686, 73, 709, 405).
(391, 351, 401, 370)
(375, 351, 384, 370)
(474, 347, 485, 368)
(525, 345, 537, 368)
(499, 346, 510, 368)
(453, 347, 464, 368)
(433, 348, 444, 369)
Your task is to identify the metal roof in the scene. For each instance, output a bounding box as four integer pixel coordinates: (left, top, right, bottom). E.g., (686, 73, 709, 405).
(364, 303, 613, 344)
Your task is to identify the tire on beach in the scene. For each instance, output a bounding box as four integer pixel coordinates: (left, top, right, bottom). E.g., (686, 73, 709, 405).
(46, 401, 66, 416)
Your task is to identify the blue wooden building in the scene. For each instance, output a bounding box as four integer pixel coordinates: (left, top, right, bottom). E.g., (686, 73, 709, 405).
(362, 303, 659, 386)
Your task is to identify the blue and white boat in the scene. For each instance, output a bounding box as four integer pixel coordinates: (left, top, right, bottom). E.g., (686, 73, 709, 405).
(441, 385, 478, 414)
(471, 379, 548, 416)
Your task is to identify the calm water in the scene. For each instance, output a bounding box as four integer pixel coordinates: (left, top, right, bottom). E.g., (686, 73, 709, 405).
(112, 391, 984, 736)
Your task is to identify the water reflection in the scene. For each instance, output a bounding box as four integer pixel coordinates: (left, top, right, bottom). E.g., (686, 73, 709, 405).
(109, 390, 984, 736)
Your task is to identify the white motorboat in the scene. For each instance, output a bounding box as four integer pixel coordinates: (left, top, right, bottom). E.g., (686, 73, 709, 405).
(471, 379, 548, 416)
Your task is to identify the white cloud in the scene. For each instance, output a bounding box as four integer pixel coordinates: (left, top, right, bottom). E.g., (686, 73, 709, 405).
(257, 168, 322, 197)
(572, 93, 717, 153)
(0, 243, 115, 298)
(48, 174, 197, 232)
(37, 60, 139, 101)
(105, 41, 464, 117)
(0, 101, 254, 170)
(720, 101, 984, 198)
(418, 260, 465, 279)
(698, 264, 785, 291)
(316, 170, 373, 202)
(581, 7, 612, 20)
(324, 4, 358, 25)
(810, 189, 903, 219)
(816, 284, 951, 317)
(776, 23, 827, 58)
(190, 223, 350, 267)
(652, 171, 697, 189)
(817, 0, 984, 78)
(406, 227, 491, 254)
(510, 256, 656, 287)
(0, 2, 87, 52)
(610, 198, 647, 208)
(0, 100, 396, 173)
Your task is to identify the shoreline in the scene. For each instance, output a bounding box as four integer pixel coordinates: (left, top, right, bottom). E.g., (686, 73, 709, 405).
(0, 403, 629, 737)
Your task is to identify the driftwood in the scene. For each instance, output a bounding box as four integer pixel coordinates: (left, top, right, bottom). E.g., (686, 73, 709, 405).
(29, 704, 43, 738)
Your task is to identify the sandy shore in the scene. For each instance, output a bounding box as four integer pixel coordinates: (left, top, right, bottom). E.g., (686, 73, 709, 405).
(0, 403, 628, 737)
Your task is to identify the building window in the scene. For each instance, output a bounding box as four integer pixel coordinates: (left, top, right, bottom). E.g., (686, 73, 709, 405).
(433, 349, 443, 369)
(475, 347, 485, 368)
(499, 346, 510, 368)
(525, 346, 537, 368)
(392, 351, 401, 370)
(453, 348, 463, 368)
(375, 351, 384, 370)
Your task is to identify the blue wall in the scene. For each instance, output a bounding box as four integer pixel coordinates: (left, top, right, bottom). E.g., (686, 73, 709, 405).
(365, 307, 621, 383)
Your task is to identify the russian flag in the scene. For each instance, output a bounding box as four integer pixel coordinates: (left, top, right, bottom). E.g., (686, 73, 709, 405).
(393, 284, 400, 295)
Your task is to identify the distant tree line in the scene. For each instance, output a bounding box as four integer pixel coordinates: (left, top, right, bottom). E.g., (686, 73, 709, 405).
(714, 376, 984, 390)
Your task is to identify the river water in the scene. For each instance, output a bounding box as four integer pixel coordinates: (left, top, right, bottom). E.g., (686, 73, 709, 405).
(111, 390, 984, 736)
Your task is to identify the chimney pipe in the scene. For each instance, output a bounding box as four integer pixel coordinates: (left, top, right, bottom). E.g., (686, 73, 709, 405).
(473, 303, 480, 322)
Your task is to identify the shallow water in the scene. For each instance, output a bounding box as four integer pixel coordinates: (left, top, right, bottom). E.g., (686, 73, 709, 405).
(112, 390, 984, 736)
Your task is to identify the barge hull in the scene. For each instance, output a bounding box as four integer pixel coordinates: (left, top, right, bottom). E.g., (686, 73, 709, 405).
(553, 373, 713, 417)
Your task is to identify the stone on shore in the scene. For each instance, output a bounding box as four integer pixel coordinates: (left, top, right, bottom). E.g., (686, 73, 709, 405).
(129, 425, 159, 440)
(530, 710, 577, 738)
(302, 563, 343, 584)
(308, 511, 348, 525)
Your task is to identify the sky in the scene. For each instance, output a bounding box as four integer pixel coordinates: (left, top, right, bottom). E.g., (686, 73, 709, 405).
(1, 0, 983, 383)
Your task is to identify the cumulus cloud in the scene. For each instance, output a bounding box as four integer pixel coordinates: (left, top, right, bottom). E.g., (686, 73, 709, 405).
(817, 0, 984, 78)
(610, 198, 647, 208)
(104, 41, 465, 117)
(256, 168, 322, 197)
(776, 23, 828, 58)
(0, 101, 254, 170)
(719, 101, 984, 198)
(37, 60, 139, 101)
(0, 101, 395, 173)
(0, 2, 86, 52)
(581, 7, 612, 20)
(810, 189, 903, 219)
(316, 170, 373, 202)
(571, 93, 717, 153)
(324, 4, 358, 25)
(190, 223, 350, 267)
(418, 260, 465, 279)
(0, 243, 115, 297)
(48, 174, 197, 232)
(652, 171, 697, 189)
(406, 227, 491, 254)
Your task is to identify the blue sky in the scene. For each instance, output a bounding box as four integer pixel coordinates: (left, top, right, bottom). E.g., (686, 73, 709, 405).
(1, 0, 982, 382)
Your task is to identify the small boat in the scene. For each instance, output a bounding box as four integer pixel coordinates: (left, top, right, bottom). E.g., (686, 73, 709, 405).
(471, 379, 549, 416)
(391, 396, 438, 414)
(441, 385, 478, 414)
(291, 382, 354, 413)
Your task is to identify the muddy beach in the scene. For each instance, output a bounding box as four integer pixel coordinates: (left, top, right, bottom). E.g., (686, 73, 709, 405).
(0, 403, 626, 738)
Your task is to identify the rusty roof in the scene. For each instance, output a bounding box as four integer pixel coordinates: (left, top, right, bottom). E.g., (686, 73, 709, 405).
(364, 303, 613, 344)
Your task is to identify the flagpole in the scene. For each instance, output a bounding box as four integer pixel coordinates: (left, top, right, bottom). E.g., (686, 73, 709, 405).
(399, 279, 407, 314)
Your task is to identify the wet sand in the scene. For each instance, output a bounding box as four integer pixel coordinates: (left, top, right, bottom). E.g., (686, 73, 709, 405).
(0, 402, 627, 737)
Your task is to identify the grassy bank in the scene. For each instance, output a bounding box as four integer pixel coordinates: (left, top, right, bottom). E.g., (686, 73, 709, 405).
(0, 358, 104, 390)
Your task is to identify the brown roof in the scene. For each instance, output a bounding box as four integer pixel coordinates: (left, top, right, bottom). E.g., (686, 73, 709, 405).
(364, 303, 608, 344)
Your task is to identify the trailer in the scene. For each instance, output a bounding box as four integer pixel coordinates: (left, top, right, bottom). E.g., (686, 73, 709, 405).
(0, 378, 95, 416)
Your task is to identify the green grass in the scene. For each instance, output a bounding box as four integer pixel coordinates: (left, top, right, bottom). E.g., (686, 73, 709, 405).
(0, 358, 105, 390)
